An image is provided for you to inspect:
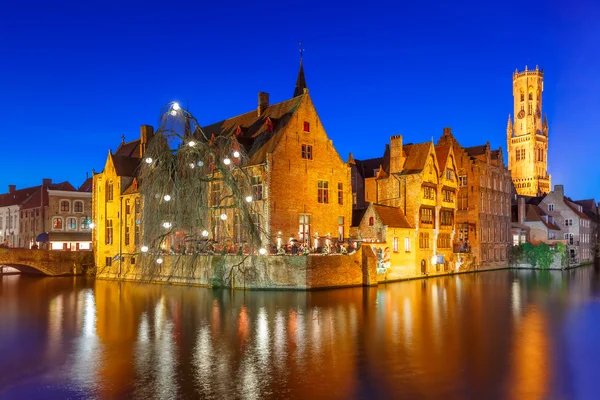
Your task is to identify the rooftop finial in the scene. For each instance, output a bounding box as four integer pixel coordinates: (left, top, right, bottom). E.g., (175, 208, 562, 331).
(299, 41, 304, 63)
(293, 43, 308, 97)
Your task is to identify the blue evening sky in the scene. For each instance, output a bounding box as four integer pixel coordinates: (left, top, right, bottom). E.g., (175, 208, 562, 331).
(1, 0, 599, 200)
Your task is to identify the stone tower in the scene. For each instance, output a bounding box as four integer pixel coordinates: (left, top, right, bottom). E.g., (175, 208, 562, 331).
(507, 65, 551, 196)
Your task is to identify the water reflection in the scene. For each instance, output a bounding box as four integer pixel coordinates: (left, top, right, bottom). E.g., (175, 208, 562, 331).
(1, 267, 600, 398)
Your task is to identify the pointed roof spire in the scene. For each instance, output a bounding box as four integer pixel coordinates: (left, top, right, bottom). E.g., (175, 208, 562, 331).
(293, 41, 308, 97)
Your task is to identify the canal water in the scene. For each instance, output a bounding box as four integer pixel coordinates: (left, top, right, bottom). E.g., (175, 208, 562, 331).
(1, 268, 600, 399)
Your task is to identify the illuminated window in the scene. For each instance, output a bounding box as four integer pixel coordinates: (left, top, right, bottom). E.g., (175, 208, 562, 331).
(440, 210, 453, 226)
(393, 237, 398, 252)
(52, 217, 63, 230)
(404, 237, 411, 252)
(211, 182, 221, 206)
(442, 189, 454, 202)
(459, 175, 467, 187)
(125, 199, 131, 215)
(369, 217, 374, 226)
(303, 121, 310, 132)
(338, 216, 344, 241)
(125, 226, 130, 246)
(338, 183, 343, 205)
(299, 214, 311, 243)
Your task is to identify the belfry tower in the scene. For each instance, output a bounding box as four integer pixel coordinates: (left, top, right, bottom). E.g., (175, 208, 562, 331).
(507, 65, 551, 196)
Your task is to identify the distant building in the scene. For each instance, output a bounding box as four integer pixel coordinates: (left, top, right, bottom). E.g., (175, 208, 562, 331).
(0, 178, 91, 249)
(511, 185, 596, 265)
(437, 128, 513, 268)
(506, 66, 551, 196)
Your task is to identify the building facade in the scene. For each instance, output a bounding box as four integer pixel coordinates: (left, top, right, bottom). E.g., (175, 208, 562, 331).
(437, 128, 513, 267)
(507, 66, 551, 196)
(354, 135, 458, 275)
(93, 63, 353, 274)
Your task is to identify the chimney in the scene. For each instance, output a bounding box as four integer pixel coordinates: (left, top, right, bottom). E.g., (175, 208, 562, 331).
(258, 92, 269, 117)
(518, 197, 526, 224)
(8, 185, 15, 194)
(554, 184, 564, 196)
(42, 178, 52, 186)
(140, 125, 154, 157)
(443, 127, 452, 137)
(389, 135, 405, 174)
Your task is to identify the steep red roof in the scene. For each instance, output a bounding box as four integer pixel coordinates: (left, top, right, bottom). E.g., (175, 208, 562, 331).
(372, 204, 412, 229)
(115, 139, 141, 158)
(0, 186, 39, 207)
(435, 144, 451, 170)
(78, 177, 93, 192)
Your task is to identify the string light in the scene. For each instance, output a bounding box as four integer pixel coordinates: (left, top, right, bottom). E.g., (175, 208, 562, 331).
(141, 246, 149, 253)
(197, 160, 204, 167)
(188, 141, 196, 147)
(233, 151, 240, 158)
(189, 163, 195, 169)
(172, 103, 180, 111)
(89, 223, 95, 229)
(163, 194, 171, 202)
(220, 213, 227, 220)
(162, 222, 172, 229)
(201, 230, 209, 237)
(145, 157, 153, 164)
(245, 196, 252, 203)
(156, 258, 163, 264)
(259, 248, 267, 255)
(170, 110, 177, 116)
(223, 158, 231, 165)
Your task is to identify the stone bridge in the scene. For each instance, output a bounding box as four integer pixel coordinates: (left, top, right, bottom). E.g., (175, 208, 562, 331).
(0, 248, 94, 276)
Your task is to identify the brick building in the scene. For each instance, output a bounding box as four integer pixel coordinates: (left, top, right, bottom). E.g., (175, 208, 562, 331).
(352, 135, 458, 275)
(437, 128, 513, 267)
(93, 62, 352, 273)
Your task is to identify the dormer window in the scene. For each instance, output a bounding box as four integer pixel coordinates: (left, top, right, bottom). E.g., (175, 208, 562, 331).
(369, 217, 374, 226)
(266, 118, 274, 133)
(303, 121, 310, 132)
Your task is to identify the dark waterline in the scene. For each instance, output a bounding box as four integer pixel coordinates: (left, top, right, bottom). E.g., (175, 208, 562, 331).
(2, 268, 600, 399)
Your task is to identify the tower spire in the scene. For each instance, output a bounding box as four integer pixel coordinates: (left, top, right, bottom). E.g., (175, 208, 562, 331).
(293, 41, 307, 97)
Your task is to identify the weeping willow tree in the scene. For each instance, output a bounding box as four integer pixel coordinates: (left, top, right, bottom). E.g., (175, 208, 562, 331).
(135, 102, 267, 283)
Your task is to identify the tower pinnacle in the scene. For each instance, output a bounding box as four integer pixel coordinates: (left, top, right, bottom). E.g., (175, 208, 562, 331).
(293, 42, 308, 97)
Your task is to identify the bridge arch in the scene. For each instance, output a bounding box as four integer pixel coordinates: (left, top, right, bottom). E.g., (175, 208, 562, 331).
(0, 249, 94, 276)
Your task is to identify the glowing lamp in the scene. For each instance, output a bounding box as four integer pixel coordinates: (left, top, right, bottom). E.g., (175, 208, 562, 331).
(220, 213, 227, 220)
(88, 223, 95, 229)
(162, 222, 172, 229)
(197, 160, 204, 167)
(223, 158, 231, 165)
(156, 258, 164, 264)
(259, 248, 267, 255)
(201, 230, 209, 237)
(163, 194, 171, 202)
(189, 163, 195, 169)
(145, 157, 153, 164)
(172, 102, 180, 111)
(233, 151, 240, 158)
(141, 246, 149, 253)
(245, 196, 252, 203)
(188, 141, 196, 147)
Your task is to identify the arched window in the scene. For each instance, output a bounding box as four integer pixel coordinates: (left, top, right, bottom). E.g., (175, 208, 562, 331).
(528, 91, 533, 101)
(106, 180, 114, 202)
(81, 217, 89, 230)
(53, 217, 63, 230)
(60, 200, 70, 212)
(520, 89, 524, 102)
(66, 217, 77, 231)
(74, 200, 83, 213)
(369, 217, 374, 226)
(125, 199, 131, 215)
